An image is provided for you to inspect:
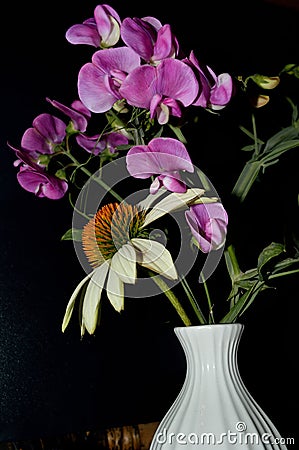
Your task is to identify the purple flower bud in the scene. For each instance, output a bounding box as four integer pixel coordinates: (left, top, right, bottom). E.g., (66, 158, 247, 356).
(185, 202, 228, 253)
(66, 4, 121, 48)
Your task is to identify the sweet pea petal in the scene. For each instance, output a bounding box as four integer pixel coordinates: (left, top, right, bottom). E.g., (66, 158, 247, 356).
(210, 73, 234, 109)
(157, 59, 199, 106)
(17, 169, 68, 200)
(185, 203, 228, 253)
(92, 46, 141, 75)
(40, 176, 68, 200)
(21, 114, 66, 153)
(132, 238, 178, 280)
(66, 23, 101, 47)
(46, 98, 89, 132)
(119, 65, 159, 109)
(153, 24, 176, 61)
(79, 47, 140, 113)
(94, 4, 120, 46)
(78, 63, 117, 112)
(120, 17, 155, 62)
(157, 174, 187, 193)
(126, 137, 194, 180)
(21, 128, 53, 154)
(76, 134, 105, 155)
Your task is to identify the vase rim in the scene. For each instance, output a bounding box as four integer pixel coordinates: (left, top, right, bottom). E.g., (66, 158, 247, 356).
(174, 323, 243, 331)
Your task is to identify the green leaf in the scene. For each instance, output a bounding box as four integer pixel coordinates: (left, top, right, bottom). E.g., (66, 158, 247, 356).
(61, 228, 82, 242)
(225, 245, 241, 282)
(241, 144, 256, 152)
(220, 280, 265, 323)
(167, 124, 187, 143)
(272, 256, 299, 274)
(232, 161, 261, 201)
(257, 242, 285, 274)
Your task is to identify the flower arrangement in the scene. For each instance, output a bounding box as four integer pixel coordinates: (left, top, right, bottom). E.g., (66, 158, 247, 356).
(7, 3, 299, 338)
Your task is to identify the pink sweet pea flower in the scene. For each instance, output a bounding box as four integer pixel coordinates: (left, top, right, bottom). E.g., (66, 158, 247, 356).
(126, 137, 194, 194)
(185, 202, 228, 253)
(119, 58, 199, 125)
(185, 51, 234, 110)
(78, 47, 141, 113)
(46, 98, 91, 132)
(21, 113, 66, 155)
(76, 131, 129, 155)
(9, 146, 68, 200)
(121, 16, 179, 64)
(65, 4, 121, 48)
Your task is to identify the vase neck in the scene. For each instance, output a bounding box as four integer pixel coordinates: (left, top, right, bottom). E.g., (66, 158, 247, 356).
(174, 324, 243, 374)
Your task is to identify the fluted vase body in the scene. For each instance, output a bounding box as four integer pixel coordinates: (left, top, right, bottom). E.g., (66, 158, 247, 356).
(150, 324, 287, 449)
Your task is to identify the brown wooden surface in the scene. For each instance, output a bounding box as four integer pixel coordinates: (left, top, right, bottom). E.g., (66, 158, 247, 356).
(0, 422, 159, 450)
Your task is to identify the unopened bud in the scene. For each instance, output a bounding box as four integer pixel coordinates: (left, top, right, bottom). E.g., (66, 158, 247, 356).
(251, 74, 280, 90)
(251, 95, 270, 108)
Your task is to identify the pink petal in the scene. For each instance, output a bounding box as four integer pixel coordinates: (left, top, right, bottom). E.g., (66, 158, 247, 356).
(120, 65, 156, 108)
(157, 59, 199, 106)
(121, 17, 154, 62)
(66, 23, 100, 47)
(210, 73, 234, 107)
(153, 25, 176, 61)
(46, 98, 88, 132)
(32, 113, 66, 143)
(21, 128, 53, 154)
(78, 63, 117, 113)
(126, 144, 158, 178)
(92, 46, 140, 75)
(148, 137, 194, 172)
(159, 174, 187, 193)
(126, 137, 194, 179)
(17, 169, 68, 199)
(94, 4, 120, 44)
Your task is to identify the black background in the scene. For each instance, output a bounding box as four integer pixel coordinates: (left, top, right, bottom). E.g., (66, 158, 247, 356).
(0, 0, 298, 444)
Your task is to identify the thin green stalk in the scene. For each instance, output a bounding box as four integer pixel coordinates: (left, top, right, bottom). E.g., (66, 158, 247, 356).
(149, 272, 192, 326)
(66, 152, 123, 202)
(269, 268, 299, 279)
(252, 113, 259, 157)
(180, 276, 207, 325)
(200, 272, 215, 324)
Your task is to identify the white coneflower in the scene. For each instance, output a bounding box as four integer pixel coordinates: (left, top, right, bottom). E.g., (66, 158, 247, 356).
(62, 188, 204, 336)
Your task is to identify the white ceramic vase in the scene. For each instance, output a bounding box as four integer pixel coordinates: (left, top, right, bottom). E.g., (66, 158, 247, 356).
(150, 324, 287, 449)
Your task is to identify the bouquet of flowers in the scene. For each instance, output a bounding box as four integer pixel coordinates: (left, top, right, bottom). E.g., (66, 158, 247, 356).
(7, 3, 299, 338)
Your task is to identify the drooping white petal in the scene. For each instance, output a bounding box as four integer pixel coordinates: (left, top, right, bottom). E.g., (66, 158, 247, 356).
(141, 188, 205, 228)
(110, 243, 137, 284)
(62, 270, 94, 333)
(192, 196, 219, 204)
(82, 261, 110, 334)
(138, 187, 167, 210)
(132, 238, 178, 280)
(106, 268, 125, 312)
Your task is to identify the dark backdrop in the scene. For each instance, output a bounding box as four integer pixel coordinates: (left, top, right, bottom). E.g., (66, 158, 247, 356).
(0, 0, 298, 444)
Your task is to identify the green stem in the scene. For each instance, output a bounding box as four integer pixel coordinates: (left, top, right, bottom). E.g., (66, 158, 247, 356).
(180, 277, 207, 325)
(149, 272, 192, 326)
(200, 272, 215, 324)
(269, 268, 299, 279)
(252, 113, 259, 157)
(66, 152, 123, 202)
